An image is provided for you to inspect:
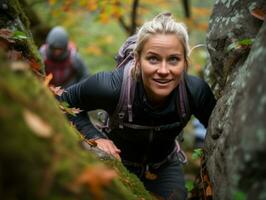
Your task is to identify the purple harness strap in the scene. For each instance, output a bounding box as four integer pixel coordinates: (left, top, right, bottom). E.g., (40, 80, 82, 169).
(110, 60, 136, 129)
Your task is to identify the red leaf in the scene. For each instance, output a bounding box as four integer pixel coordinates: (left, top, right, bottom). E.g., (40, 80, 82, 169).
(27, 58, 41, 70)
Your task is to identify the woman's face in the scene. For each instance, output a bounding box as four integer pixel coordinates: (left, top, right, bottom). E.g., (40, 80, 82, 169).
(136, 33, 186, 104)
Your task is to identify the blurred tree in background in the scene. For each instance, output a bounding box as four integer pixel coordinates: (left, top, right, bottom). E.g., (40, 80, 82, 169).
(25, 0, 214, 74)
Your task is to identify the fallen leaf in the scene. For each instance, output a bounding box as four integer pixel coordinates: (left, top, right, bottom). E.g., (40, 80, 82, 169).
(205, 185, 212, 196)
(23, 109, 52, 138)
(0, 38, 10, 50)
(27, 58, 41, 71)
(251, 8, 266, 21)
(0, 28, 15, 43)
(10, 61, 29, 71)
(58, 103, 82, 116)
(43, 73, 53, 87)
(71, 107, 82, 114)
(49, 86, 65, 96)
(73, 165, 117, 200)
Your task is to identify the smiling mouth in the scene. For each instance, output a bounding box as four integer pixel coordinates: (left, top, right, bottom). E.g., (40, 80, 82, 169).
(153, 79, 172, 84)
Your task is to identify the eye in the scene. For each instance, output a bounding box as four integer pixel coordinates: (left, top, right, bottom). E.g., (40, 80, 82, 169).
(147, 56, 159, 64)
(168, 56, 179, 65)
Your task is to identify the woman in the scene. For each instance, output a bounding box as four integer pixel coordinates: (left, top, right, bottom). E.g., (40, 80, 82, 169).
(61, 13, 216, 200)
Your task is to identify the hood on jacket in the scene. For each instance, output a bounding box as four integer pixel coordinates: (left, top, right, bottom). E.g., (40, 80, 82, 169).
(46, 26, 69, 61)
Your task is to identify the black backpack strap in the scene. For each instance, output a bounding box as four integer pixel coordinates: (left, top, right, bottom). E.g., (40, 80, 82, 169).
(120, 121, 181, 131)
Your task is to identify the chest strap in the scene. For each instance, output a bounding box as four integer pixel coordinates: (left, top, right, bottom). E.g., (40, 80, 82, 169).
(120, 121, 181, 131)
(123, 141, 187, 170)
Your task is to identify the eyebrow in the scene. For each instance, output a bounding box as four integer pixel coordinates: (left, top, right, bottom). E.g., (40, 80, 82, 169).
(146, 51, 183, 57)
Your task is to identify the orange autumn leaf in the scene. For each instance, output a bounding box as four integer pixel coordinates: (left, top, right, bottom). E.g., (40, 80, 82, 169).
(192, 7, 211, 17)
(73, 165, 117, 200)
(85, 44, 102, 56)
(87, 0, 98, 11)
(99, 12, 109, 24)
(63, 0, 73, 12)
(195, 22, 209, 31)
(48, 0, 57, 5)
(251, 8, 266, 21)
(205, 185, 212, 196)
(27, 58, 41, 71)
(44, 73, 53, 87)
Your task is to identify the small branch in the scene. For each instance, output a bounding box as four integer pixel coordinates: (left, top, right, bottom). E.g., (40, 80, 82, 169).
(130, 0, 139, 35)
(182, 0, 191, 18)
(118, 16, 131, 35)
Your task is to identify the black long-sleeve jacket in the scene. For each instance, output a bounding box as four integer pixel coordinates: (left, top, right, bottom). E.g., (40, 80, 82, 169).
(60, 66, 216, 164)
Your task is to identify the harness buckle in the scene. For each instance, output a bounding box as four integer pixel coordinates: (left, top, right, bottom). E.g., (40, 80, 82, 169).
(144, 165, 158, 180)
(118, 112, 125, 129)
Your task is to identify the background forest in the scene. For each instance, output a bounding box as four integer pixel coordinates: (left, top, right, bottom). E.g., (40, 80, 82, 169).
(27, 0, 214, 74)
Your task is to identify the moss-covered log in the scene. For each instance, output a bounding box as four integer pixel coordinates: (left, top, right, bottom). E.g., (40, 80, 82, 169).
(0, 0, 154, 199)
(0, 63, 153, 200)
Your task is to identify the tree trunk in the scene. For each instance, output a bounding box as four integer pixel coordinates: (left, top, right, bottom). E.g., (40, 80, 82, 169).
(205, 0, 266, 199)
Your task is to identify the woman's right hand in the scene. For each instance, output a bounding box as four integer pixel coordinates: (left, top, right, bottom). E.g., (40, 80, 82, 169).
(94, 138, 121, 161)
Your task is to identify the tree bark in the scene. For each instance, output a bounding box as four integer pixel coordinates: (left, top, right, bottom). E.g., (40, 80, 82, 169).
(205, 0, 266, 199)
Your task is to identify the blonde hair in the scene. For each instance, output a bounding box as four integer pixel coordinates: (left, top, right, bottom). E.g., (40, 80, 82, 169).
(132, 12, 190, 78)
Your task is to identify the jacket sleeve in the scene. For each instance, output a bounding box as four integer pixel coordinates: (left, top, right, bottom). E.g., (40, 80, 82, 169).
(59, 68, 122, 139)
(186, 75, 216, 128)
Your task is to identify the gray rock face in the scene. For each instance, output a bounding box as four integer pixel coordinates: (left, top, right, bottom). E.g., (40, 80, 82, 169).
(205, 0, 266, 199)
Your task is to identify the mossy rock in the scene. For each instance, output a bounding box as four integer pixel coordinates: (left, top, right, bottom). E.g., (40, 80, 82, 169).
(0, 64, 153, 200)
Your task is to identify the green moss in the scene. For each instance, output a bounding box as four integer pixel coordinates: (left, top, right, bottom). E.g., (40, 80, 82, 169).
(8, 0, 30, 29)
(0, 65, 153, 199)
(0, 0, 44, 73)
(103, 159, 155, 200)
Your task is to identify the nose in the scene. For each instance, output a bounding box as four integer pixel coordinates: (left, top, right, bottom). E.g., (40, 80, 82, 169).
(157, 61, 169, 75)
